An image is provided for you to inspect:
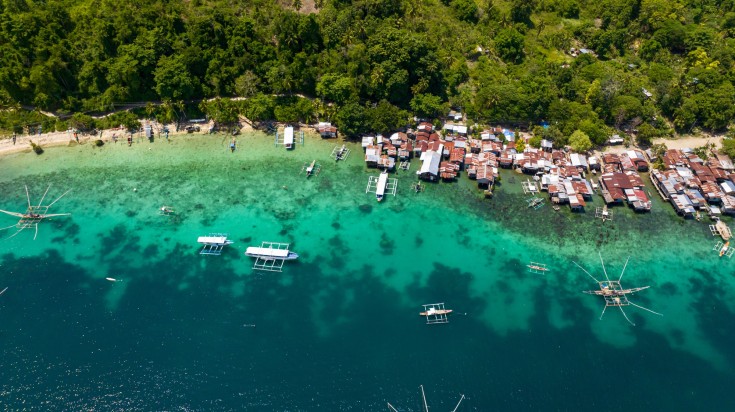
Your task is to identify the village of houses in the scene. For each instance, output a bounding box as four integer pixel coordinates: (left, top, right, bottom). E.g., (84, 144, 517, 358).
(325, 112, 735, 222)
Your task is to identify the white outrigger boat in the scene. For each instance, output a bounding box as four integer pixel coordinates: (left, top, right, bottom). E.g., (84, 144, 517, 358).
(246, 241, 299, 272)
(376, 170, 389, 202)
(197, 234, 234, 255)
(245, 246, 299, 260)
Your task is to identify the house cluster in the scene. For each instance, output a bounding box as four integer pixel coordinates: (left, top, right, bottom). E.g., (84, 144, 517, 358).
(597, 150, 652, 212)
(512, 145, 652, 212)
(650, 148, 735, 218)
(361, 118, 510, 193)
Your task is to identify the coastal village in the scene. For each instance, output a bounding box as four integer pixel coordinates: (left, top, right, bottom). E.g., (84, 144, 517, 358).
(315, 111, 735, 246)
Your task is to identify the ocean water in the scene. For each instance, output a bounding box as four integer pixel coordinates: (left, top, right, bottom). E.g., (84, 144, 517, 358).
(0, 132, 733, 411)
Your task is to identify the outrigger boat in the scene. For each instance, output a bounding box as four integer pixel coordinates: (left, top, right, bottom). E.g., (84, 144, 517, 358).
(245, 246, 299, 260)
(527, 264, 548, 272)
(419, 306, 453, 317)
(305, 160, 316, 177)
(376, 170, 389, 202)
(719, 241, 730, 257)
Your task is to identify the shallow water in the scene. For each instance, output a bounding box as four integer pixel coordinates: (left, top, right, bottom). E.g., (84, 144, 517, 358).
(0, 132, 733, 410)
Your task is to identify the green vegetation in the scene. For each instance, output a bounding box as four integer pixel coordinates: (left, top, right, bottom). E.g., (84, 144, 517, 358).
(1, 0, 735, 144)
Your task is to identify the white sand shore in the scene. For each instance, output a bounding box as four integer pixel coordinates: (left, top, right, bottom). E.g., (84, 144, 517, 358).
(0, 120, 262, 157)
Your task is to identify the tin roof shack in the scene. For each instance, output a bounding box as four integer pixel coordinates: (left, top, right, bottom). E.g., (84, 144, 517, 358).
(650, 169, 685, 200)
(541, 139, 553, 152)
(721, 195, 735, 215)
(480, 130, 500, 141)
(398, 140, 413, 160)
(365, 145, 381, 167)
(608, 134, 624, 145)
(671, 194, 696, 217)
(418, 146, 442, 182)
(619, 153, 637, 172)
(625, 188, 652, 212)
(499, 149, 514, 168)
(588, 155, 601, 171)
(569, 193, 587, 211)
(389, 132, 408, 147)
(716, 154, 735, 171)
(443, 123, 468, 138)
(602, 153, 622, 173)
(600, 172, 646, 207)
(701, 181, 724, 203)
(362, 135, 375, 150)
(439, 161, 459, 181)
(551, 150, 568, 166)
(518, 149, 547, 174)
(689, 162, 716, 183)
(721, 180, 735, 196)
(627, 150, 649, 172)
(317, 122, 337, 138)
(450, 147, 466, 170)
(570, 153, 589, 172)
(383, 141, 398, 158)
(377, 155, 396, 171)
(663, 149, 687, 168)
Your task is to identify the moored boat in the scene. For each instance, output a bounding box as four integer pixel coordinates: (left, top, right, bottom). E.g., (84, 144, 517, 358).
(719, 241, 730, 257)
(376, 170, 389, 202)
(419, 307, 453, 316)
(245, 246, 299, 260)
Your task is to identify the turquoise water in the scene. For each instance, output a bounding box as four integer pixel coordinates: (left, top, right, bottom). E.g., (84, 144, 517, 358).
(0, 132, 733, 410)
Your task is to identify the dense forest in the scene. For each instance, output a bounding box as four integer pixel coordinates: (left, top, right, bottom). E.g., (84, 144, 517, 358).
(2, 0, 735, 147)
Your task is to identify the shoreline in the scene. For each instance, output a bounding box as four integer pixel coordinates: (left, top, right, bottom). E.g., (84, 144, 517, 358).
(2, 124, 726, 158)
(0, 120, 264, 157)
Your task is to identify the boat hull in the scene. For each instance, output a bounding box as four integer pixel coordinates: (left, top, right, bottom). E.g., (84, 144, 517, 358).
(419, 309, 453, 316)
(245, 251, 299, 260)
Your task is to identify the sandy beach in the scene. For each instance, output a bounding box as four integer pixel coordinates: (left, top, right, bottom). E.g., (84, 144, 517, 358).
(0, 120, 263, 157)
(589, 134, 724, 157)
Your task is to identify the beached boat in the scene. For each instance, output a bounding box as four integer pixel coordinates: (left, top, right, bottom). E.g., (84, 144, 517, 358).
(719, 241, 730, 257)
(245, 246, 299, 260)
(419, 307, 453, 317)
(376, 170, 389, 202)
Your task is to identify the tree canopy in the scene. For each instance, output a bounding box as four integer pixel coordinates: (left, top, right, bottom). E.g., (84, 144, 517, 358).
(2, 0, 735, 140)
